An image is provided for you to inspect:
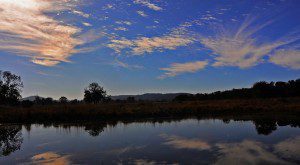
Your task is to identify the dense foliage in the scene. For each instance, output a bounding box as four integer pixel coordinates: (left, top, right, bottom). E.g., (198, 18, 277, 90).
(174, 79, 300, 101)
(0, 71, 23, 105)
(84, 83, 109, 104)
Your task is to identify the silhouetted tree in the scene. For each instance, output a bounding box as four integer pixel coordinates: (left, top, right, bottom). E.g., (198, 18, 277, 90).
(44, 97, 54, 105)
(84, 83, 107, 104)
(59, 96, 68, 104)
(0, 71, 23, 105)
(174, 79, 300, 101)
(21, 100, 34, 108)
(70, 99, 79, 104)
(127, 96, 135, 102)
(0, 125, 23, 156)
(34, 96, 42, 105)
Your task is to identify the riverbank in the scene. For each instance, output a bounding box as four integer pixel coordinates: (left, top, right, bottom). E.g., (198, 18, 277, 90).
(0, 98, 299, 123)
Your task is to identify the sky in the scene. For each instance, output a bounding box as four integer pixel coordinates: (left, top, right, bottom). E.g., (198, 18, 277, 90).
(0, 0, 299, 99)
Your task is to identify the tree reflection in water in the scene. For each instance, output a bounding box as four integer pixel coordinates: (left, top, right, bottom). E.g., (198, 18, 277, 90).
(253, 120, 278, 135)
(84, 123, 110, 136)
(0, 125, 23, 156)
(0, 117, 299, 157)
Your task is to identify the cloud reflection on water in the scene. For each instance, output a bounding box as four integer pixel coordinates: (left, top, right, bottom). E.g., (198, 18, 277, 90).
(215, 140, 289, 165)
(160, 134, 211, 151)
(31, 152, 71, 165)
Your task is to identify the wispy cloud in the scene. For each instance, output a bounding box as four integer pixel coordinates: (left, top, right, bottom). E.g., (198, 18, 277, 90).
(0, 0, 92, 66)
(116, 21, 132, 26)
(274, 136, 300, 161)
(113, 59, 144, 70)
(82, 22, 92, 27)
(137, 10, 148, 17)
(200, 18, 299, 68)
(215, 140, 289, 165)
(72, 10, 90, 18)
(36, 71, 62, 77)
(269, 49, 300, 69)
(132, 159, 167, 165)
(133, 0, 162, 11)
(160, 134, 211, 150)
(159, 61, 208, 79)
(107, 27, 195, 55)
(105, 145, 145, 155)
(114, 27, 128, 31)
(31, 152, 71, 165)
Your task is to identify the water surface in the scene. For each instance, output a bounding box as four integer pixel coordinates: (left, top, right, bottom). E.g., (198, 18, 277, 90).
(1, 118, 299, 164)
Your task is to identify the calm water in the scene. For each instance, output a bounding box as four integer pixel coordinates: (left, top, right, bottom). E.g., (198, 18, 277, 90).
(0, 118, 300, 164)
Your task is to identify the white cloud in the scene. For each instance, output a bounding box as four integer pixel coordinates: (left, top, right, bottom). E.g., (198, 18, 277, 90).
(114, 27, 128, 31)
(82, 22, 92, 27)
(72, 10, 90, 18)
(159, 61, 208, 79)
(0, 0, 90, 66)
(269, 49, 300, 69)
(200, 18, 298, 68)
(137, 10, 148, 17)
(116, 21, 132, 26)
(133, 0, 162, 11)
(103, 4, 115, 10)
(107, 27, 195, 55)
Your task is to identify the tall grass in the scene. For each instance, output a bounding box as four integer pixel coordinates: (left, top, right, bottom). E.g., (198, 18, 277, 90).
(0, 98, 299, 123)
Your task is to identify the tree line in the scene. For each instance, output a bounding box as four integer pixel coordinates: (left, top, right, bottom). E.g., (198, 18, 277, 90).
(0, 70, 110, 107)
(174, 79, 300, 101)
(1, 70, 299, 107)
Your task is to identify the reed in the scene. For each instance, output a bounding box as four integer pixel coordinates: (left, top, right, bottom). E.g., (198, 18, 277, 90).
(0, 98, 299, 123)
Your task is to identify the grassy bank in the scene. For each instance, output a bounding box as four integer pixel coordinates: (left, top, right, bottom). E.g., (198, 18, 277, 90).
(0, 98, 300, 123)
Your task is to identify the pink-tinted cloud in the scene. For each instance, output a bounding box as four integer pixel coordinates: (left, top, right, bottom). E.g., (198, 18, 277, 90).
(0, 0, 90, 66)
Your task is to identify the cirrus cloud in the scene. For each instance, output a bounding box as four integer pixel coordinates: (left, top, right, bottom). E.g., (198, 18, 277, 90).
(0, 0, 92, 66)
(269, 49, 300, 69)
(159, 61, 208, 79)
(199, 18, 299, 68)
(107, 27, 195, 55)
(133, 0, 162, 11)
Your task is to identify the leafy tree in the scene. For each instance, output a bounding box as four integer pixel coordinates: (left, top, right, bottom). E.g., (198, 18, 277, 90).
(59, 96, 68, 104)
(44, 97, 54, 105)
(127, 96, 135, 102)
(174, 79, 300, 101)
(0, 71, 23, 105)
(0, 125, 23, 156)
(84, 83, 107, 104)
(70, 99, 80, 104)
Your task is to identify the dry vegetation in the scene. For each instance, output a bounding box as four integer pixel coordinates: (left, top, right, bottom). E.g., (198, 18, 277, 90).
(1, 98, 299, 123)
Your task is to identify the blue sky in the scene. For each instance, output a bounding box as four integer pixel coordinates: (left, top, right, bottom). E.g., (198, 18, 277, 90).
(0, 0, 299, 99)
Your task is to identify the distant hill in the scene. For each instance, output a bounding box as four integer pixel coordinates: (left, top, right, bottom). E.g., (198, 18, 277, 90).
(21, 96, 45, 101)
(21, 93, 189, 102)
(111, 93, 190, 101)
